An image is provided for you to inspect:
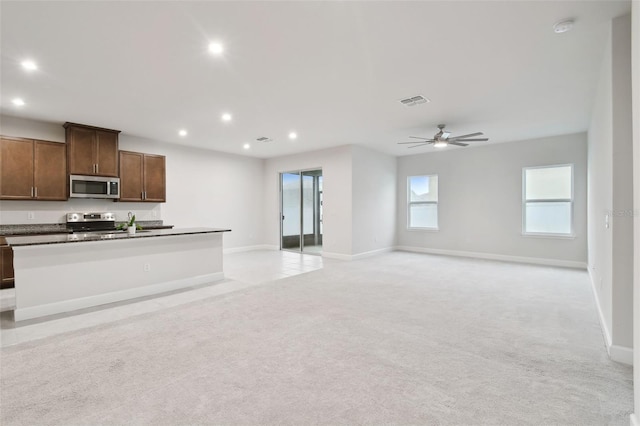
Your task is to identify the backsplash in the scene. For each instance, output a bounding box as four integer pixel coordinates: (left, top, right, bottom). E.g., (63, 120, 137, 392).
(0, 199, 162, 225)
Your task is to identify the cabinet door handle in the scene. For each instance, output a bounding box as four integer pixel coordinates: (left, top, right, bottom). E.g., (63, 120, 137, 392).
(96, 164, 99, 174)
(34, 187, 38, 198)
(141, 191, 144, 200)
(144, 191, 147, 200)
(31, 187, 34, 197)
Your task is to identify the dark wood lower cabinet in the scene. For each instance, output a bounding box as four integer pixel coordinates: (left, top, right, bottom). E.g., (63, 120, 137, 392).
(1, 242, 14, 289)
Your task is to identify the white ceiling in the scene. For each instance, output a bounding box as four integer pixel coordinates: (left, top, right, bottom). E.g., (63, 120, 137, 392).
(0, 1, 631, 158)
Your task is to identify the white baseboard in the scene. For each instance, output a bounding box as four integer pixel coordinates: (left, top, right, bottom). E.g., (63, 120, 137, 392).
(394, 246, 587, 269)
(586, 267, 634, 365)
(223, 244, 278, 254)
(630, 413, 639, 426)
(322, 247, 393, 261)
(14, 272, 225, 321)
(588, 267, 613, 349)
(225, 246, 392, 260)
(610, 344, 634, 365)
(352, 247, 394, 260)
(321, 251, 352, 261)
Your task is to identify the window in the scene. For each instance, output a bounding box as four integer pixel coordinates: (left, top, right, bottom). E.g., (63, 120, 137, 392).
(523, 164, 573, 236)
(408, 175, 438, 229)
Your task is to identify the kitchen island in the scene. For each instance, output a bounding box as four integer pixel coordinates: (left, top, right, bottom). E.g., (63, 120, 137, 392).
(6, 228, 231, 321)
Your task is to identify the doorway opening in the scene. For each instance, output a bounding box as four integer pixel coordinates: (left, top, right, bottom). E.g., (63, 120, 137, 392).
(280, 169, 323, 254)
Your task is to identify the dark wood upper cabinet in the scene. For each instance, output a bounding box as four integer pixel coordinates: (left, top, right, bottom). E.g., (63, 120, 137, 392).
(143, 154, 166, 202)
(34, 141, 67, 200)
(64, 122, 120, 177)
(119, 151, 144, 201)
(96, 130, 118, 176)
(0, 137, 34, 198)
(0, 137, 66, 200)
(119, 150, 166, 203)
(66, 125, 94, 175)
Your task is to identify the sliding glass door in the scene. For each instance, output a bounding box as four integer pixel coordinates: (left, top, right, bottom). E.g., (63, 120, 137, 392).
(281, 172, 301, 250)
(280, 169, 323, 254)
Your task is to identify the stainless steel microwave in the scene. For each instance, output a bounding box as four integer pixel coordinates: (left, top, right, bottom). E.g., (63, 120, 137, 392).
(69, 175, 120, 199)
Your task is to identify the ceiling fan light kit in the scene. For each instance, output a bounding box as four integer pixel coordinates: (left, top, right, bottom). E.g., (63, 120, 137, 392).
(398, 124, 489, 149)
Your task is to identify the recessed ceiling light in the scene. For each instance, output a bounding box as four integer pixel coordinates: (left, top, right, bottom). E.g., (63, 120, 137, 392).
(221, 113, 232, 122)
(243, 143, 251, 150)
(208, 42, 224, 55)
(21, 60, 37, 71)
(12, 98, 25, 106)
(288, 132, 298, 140)
(553, 19, 574, 34)
(178, 129, 188, 137)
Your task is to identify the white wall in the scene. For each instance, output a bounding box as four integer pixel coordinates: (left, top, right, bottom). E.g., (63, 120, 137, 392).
(610, 13, 634, 353)
(0, 115, 65, 143)
(0, 115, 264, 249)
(588, 23, 614, 349)
(588, 13, 634, 364)
(396, 133, 588, 267)
(118, 134, 264, 249)
(263, 145, 353, 257)
(631, 1, 639, 422)
(351, 145, 396, 256)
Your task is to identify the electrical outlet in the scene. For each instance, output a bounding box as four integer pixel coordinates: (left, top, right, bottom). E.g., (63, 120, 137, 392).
(27, 212, 35, 220)
(143, 263, 151, 272)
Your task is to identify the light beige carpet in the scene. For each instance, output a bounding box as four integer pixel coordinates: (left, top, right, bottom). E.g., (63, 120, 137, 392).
(0, 252, 633, 425)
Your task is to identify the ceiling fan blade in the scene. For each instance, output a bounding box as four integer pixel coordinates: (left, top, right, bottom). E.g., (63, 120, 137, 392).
(449, 132, 483, 140)
(407, 143, 430, 148)
(409, 136, 435, 140)
(398, 141, 427, 145)
(455, 138, 489, 142)
(448, 141, 469, 147)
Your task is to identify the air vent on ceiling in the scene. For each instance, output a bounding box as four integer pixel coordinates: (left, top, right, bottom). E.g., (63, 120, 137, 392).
(256, 136, 272, 142)
(399, 95, 430, 107)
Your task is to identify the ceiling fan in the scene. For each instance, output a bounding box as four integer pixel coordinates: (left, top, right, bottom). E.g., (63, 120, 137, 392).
(398, 124, 489, 148)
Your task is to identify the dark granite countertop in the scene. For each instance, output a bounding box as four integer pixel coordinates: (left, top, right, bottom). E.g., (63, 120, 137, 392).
(0, 221, 173, 236)
(5, 228, 231, 247)
(0, 224, 70, 236)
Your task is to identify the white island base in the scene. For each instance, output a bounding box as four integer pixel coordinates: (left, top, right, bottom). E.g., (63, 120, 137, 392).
(11, 231, 226, 321)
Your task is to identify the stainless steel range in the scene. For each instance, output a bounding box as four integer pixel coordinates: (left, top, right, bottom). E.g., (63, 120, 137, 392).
(66, 212, 117, 233)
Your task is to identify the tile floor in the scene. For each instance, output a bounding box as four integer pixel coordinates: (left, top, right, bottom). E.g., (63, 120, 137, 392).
(0, 250, 324, 348)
